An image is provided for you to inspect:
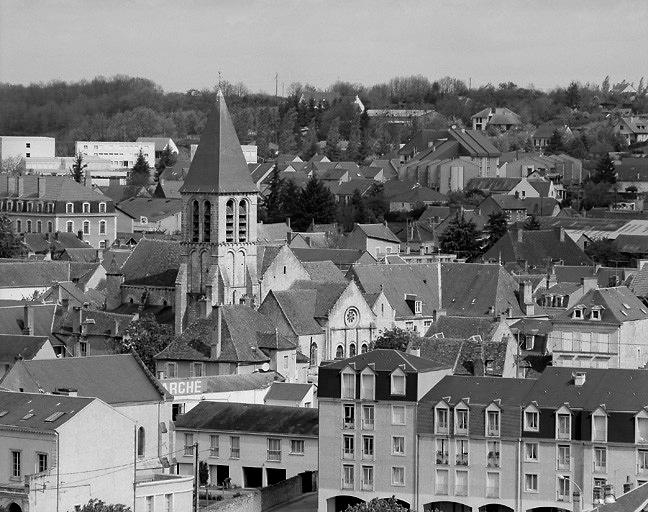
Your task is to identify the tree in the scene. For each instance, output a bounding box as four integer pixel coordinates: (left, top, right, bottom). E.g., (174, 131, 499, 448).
(351, 189, 369, 223)
(297, 174, 337, 231)
(373, 327, 418, 352)
(364, 184, 389, 222)
(581, 181, 614, 210)
(593, 153, 617, 184)
(325, 117, 341, 161)
(0, 215, 23, 258)
(484, 211, 508, 248)
(199, 460, 210, 486)
(128, 150, 151, 186)
(278, 108, 298, 154)
(300, 120, 319, 161)
(565, 81, 580, 108)
(346, 118, 361, 162)
(109, 315, 175, 372)
(545, 129, 564, 154)
(70, 153, 88, 183)
(154, 146, 177, 181)
(280, 179, 303, 224)
(523, 215, 541, 230)
(1, 156, 26, 175)
(262, 165, 284, 223)
(345, 497, 408, 512)
(585, 238, 623, 266)
(438, 213, 483, 260)
(76, 499, 131, 512)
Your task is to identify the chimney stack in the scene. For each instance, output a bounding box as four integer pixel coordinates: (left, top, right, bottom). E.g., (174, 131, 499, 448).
(22, 304, 34, 335)
(573, 371, 586, 386)
(517, 229, 523, 243)
(581, 276, 597, 294)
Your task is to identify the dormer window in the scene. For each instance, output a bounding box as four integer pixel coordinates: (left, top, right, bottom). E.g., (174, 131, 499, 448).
(524, 405, 539, 432)
(524, 334, 535, 350)
(572, 306, 584, 319)
(390, 368, 406, 396)
(140, 216, 148, 224)
(591, 408, 607, 442)
(82, 202, 90, 213)
(414, 301, 422, 314)
(99, 202, 106, 213)
(591, 306, 602, 321)
(360, 368, 375, 401)
(341, 368, 356, 399)
(455, 404, 469, 435)
(556, 406, 572, 440)
(435, 403, 449, 435)
(636, 410, 648, 444)
(66, 202, 74, 213)
(486, 404, 501, 437)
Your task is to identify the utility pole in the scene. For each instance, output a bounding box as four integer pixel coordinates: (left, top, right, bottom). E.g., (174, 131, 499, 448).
(193, 442, 199, 512)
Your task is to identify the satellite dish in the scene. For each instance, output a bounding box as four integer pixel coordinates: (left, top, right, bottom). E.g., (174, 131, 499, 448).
(261, 363, 270, 372)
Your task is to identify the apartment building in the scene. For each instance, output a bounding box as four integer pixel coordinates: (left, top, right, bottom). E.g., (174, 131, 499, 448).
(418, 367, 648, 512)
(75, 140, 155, 167)
(174, 401, 318, 488)
(0, 136, 55, 161)
(0, 175, 117, 249)
(317, 349, 451, 512)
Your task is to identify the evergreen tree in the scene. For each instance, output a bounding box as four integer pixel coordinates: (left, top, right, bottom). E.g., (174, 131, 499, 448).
(280, 179, 302, 225)
(278, 108, 298, 154)
(364, 183, 389, 221)
(0, 214, 22, 258)
(70, 153, 88, 183)
(523, 215, 541, 230)
(108, 315, 174, 372)
(565, 81, 580, 108)
(154, 146, 177, 181)
(325, 117, 341, 161)
(300, 121, 318, 161)
(546, 129, 564, 154)
(297, 174, 337, 231)
(593, 153, 617, 184)
(128, 150, 151, 186)
(351, 189, 369, 223)
(438, 213, 482, 260)
(358, 132, 372, 163)
(485, 211, 509, 248)
(346, 118, 361, 162)
(262, 165, 284, 223)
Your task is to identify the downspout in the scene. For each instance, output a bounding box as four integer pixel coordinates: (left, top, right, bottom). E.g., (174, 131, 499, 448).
(133, 425, 137, 512)
(55, 430, 60, 512)
(414, 431, 420, 511)
(517, 406, 523, 512)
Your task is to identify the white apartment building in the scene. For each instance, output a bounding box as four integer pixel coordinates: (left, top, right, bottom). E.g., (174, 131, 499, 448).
(76, 141, 155, 167)
(190, 143, 258, 164)
(0, 136, 55, 161)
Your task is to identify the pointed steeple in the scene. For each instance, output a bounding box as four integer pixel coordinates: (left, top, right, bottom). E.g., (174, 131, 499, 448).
(181, 89, 257, 194)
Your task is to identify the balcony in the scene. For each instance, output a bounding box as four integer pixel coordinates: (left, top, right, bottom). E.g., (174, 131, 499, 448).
(557, 459, 570, 471)
(487, 428, 500, 437)
(184, 445, 194, 456)
(361, 419, 374, 430)
(436, 451, 449, 465)
(593, 462, 606, 472)
(230, 449, 240, 459)
(209, 448, 219, 458)
(487, 452, 500, 468)
(456, 454, 469, 466)
(267, 450, 281, 462)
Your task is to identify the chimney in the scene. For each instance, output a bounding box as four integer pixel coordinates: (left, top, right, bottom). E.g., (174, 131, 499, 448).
(623, 476, 633, 494)
(22, 304, 34, 335)
(554, 226, 565, 242)
(519, 280, 534, 316)
(517, 229, 523, 243)
(211, 304, 223, 359)
(573, 371, 586, 386)
(72, 306, 82, 334)
(54, 388, 78, 397)
(37, 176, 47, 198)
(581, 276, 597, 294)
(105, 262, 124, 311)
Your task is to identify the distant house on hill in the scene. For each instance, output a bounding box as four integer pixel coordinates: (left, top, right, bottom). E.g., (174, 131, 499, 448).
(472, 107, 522, 131)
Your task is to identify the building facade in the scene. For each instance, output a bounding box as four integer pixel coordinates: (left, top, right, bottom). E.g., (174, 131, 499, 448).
(75, 140, 155, 167)
(0, 136, 55, 161)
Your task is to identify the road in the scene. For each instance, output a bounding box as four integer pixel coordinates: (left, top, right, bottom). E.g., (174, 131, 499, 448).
(266, 492, 318, 512)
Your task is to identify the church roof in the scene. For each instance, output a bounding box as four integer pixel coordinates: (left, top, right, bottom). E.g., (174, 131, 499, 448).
(180, 90, 257, 194)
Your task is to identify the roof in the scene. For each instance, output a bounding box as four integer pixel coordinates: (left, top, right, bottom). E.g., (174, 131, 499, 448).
(0, 304, 57, 336)
(555, 286, 648, 324)
(302, 261, 346, 282)
(447, 128, 500, 158)
(175, 401, 318, 436)
(472, 107, 521, 126)
(257, 222, 291, 245)
(466, 177, 521, 193)
(100, 183, 151, 203)
(120, 239, 182, 287)
(0, 175, 112, 202)
(0, 260, 70, 288)
(521, 197, 559, 216)
(267, 289, 325, 336)
(0, 354, 168, 404)
(420, 375, 535, 406)
(163, 371, 282, 395)
(390, 186, 447, 204)
(264, 382, 312, 402)
(614, 234, 648, 254)
(592, 482, 648, 512)
(23, 232, 91, 254)
(488, 194, 527, 210)
(424, 316, 502, 341)
(529, 181, 552, 197)
(354, 223, 401, 244)
(116, 197, 182, 221)
(324, 348, 443, 372)
(180, 90, 257, 194)
(0, 334, 50, 361)
(136, 137, 175, 151)
(616, 158, 648, 182)
(0, 391, 94, 432)
(292, 247, 375, 267)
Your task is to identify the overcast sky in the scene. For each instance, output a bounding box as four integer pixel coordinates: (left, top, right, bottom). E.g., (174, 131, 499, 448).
(1, 0, 646, 94)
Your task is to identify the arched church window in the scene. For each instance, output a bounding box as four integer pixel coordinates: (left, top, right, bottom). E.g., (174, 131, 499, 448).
(349, 343, 357, 357)
(310, 342, 318, 367)
(226, 199, 235, 243)
(361, 343, 368, 354)
(336, 345, 344, 359)
(192, 200, 200, 242)
(203, 201, 211, 242)
(238, 200, 248, 242)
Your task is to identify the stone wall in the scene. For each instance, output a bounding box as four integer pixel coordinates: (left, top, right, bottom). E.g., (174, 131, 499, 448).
(202, 490, 261, 512)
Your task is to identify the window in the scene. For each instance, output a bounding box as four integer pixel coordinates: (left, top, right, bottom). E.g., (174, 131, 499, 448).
(26, 220, 32, 233)
(486, 408, 500, 437)
(360, 370, 375, 400)
(137, 427, 145, 457)
(594, 446, 607, 472)
(203, 201, 211, 242)
(455, 470, 468, 496)
(390, 370, 406, 395)
(524, 408, 539, 432)
(557, 411, 572, 440)
(362, 465, 374, 490)
(486, 472, 499, 498)
(436, 438, 449, 465)
(82, 202, 90, 213)
(557, 475, 571, 501)
(392, 405, 406, 425)
(637, 413, 648, 443)
(165, 494, 173, 512)
(435, 469, 449, 495)
(166, 362, 177, 378)
(342, 465, 354, 489)
(16, 220, 21, 232)
(341, 369, 355, 399)
(361, 343, 368, 354)
(210, 435, 219, 457)
(392, 436, 405, 456)
(140, 216, 148, 224)
(456, 439, 469, 466)
(26, 142, 30, 148)
(238, 200, 248, 242)
(525, 473, 538, 492)
(290, 439, 304, 455)
(99, 220, 106, 235)
(37, 221, 41, 233)
(362, 436, 374, 459)
(455, 407, 469, 434)
(192, 200, 200, 242)
(392, 466, 405, 486)
(525, 442, 538, 462)
(37, 453, 48, 473)
(343, 435, 354, 459)
(336, 345, 344, 358)
(47, 221, 53, 233)
(436, 405, 449, 434)
(11, 450, 21, 478)
(592, 411, 607, 442)
(487, 441, 500, 468)
(362, 405, 374, 430)
(66, 202, 74, 213)
(349, 343, 356, 357)
(267, 438, 281, 461)
(557, 445, 571, 470)
(146, 496, 153, 512)
(184, 434, 194, 456)
(639, 450, 648, 471)
(343, 404, 355, 429)
(99, 202, 106, 213)
(66, 221, 74, 233)
(230, 436, 240, 459)
(83, 220, 90, 235)
(591, 308, 601, 320)
(191, 362, 204, 377)
(309, 342, 318, 367)
(414, 300, 422, 314)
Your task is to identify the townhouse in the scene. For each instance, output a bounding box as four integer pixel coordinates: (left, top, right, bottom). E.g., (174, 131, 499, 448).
(344, 223, 401, 260)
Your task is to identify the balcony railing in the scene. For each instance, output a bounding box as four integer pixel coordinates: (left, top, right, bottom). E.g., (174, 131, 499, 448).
(361, 482, 373, 491)
(456, 454, 469, 466)
(184, 445, 194, 456)
(593, 462, 606, 472)
(436, 425, 449, 435)
(436, 451, 449, 465)
(557, 459, 570, 470)
(230, 449, 240, 459)
(487, 452, 500, 468)
(557, 492, 571, 502)
(267, 450, 281, 462)
(209, 448, 219, 458)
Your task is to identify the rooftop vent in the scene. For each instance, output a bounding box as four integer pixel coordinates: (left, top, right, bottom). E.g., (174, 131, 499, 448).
(573, 371, 586, 386)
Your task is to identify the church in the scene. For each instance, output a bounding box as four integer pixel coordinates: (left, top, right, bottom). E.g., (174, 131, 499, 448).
(174, 89, 260, 334)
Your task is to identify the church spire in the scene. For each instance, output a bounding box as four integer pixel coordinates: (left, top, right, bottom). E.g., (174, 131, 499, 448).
(180, 89, 257, 194)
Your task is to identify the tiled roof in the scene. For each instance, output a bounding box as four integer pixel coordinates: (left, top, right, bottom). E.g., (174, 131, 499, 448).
(0, 334, 50, 361)
(292, 248, 375, 267)
(257, 222, 291, 244)
(302, 261, 346, 282)
(447, 128, 500, 157)
(0, 391, 94, 431)
(355, 223, 401, 243)
(180, 90, 257, 194)
(453, 339, 509, 376)
(290, 281, 349, 317)
(266, 289, 324, 336)
(24, 232, 92, 254)
(175, 401, 318, 436)
(121, 239, 182, 286)
(424, 316, 501, 341)
(420, 375, 535, 406)
(116, 197, 182, 221)
(509, 317, 552, 336)
(0, 260, 70, 288)
(0, 175, 112, 202)
(0, 304, 57, 336)
(324, 348, 443, 372)
(389, 186, 447, 204)
(1, 354, 168, 404)
(264, 382, 312, 402)
(555, 286, 648, 324)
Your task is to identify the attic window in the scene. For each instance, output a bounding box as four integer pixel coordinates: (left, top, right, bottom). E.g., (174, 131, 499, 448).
(0, 410, 7, 417)
(414, 301, 422, 314)
(591, 309, 601, 321)
(22, 412, 35, 420)
(623, 303, 631, 309)
(621, 310, 628, 317)
(44, 411, 65, 422)
(572, 307, 584, 319)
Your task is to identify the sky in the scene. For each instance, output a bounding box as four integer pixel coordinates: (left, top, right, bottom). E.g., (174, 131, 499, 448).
(1, 0, 647, 94)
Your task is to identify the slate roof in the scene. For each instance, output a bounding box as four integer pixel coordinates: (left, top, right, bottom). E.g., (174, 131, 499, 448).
(447, 128, 500, 158)
(23, 232, 91, 254)
(116, 197, 182, 221)
(302, 261, 346, 282)
(0, 304, 57, 336)
(0, 354, 168, 404)
(180, 90, 257, 194)
(257, 245, 283, 276)
(292, 248, 375, 267)
(389, 186, 447, 204)
(175, 401, 318, 436)
(472, 107, 521, 126)
(0, 334, 50, 361)
(120, 239, 182, 286)
(100, 183, 151, 203)
(266, 289, 325, 336)
(482, 229, 592, 268)
(420, 375, 535, 406)
(0, 260, 70, 288)
(509, 317, 552, 336)
(0, 175, 112, 202)
(555, 286, 648, 324)
(424, 316, 502, 341)
(355, 223, 401, 243)
(324, 348, 443, 372)
(521, 197, 559, 216)
(529, 181, 552, 197)
(264, 382, 312, 402)
(257, 222, 291, 244)
(466, 177, 521, 193)
(0, 391, 94, 432)
(164, 371, 282, 395)
(592, 482, 648, 512)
